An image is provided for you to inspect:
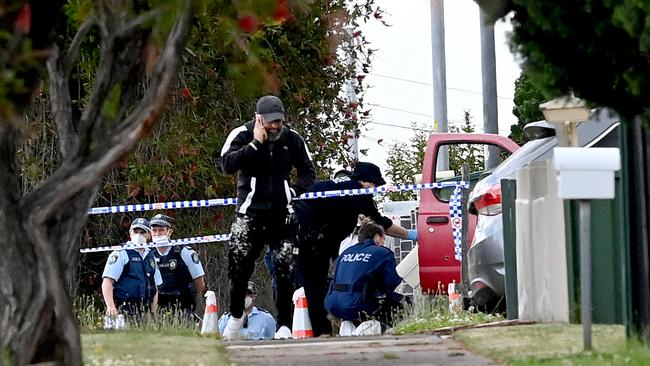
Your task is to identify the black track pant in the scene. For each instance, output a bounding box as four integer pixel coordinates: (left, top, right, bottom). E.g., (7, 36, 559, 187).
(296, 232, 338, 337)
(228, 214, 296, 328)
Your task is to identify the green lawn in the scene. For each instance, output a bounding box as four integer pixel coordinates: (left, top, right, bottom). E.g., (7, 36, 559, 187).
(82, 331, 228, 365)
(455, 323, 650, 365)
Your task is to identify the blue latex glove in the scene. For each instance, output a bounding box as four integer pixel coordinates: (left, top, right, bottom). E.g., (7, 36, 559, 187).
(407, 229, 418, 241)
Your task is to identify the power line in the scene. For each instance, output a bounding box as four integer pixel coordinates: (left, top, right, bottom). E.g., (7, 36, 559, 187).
(368, 73, 514, 101)
(367, 103, 433, 118)
(366, 121, 431, 132)
(365, 103, 512, 134)
(365, 103, 470, 126)
(366, 120, 512, 135)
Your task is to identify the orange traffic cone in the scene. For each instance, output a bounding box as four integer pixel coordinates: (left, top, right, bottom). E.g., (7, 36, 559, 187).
(201, 290, 219, 335)
(291, 287, 313, 339)
(448, 281, 462, 316)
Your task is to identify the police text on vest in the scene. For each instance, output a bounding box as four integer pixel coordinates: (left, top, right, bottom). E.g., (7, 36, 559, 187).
(341, 253, 372, 263)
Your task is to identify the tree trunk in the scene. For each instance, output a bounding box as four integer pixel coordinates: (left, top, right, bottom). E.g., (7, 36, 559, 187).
(0, 1, 193, 364)
(0, 125, 88, 365)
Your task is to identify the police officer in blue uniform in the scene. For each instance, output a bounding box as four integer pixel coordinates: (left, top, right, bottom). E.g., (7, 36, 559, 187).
(293, 162, 416, 336)
(218, 281, 277, 340)
(102, 218, 163, 316)
(325, 223, 403, 328)
(149, 214, 206, 315)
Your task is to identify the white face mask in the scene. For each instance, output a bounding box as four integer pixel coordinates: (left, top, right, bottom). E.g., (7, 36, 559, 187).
(131, 233, 147, 245)
(152, 235, 169, 244)
(244, 296, 254, 309)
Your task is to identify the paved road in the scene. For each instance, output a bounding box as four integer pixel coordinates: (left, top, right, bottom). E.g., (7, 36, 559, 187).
(224, 333, 498, 366)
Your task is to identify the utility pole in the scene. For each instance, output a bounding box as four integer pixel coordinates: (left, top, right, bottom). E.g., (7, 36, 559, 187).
(430, 0, 448, 171)
(343, 26, 359, 163)
(479, 8, 501, 169)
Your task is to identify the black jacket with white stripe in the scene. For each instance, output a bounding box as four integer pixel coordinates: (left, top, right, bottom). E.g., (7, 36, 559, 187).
(220, 119, 316, 218)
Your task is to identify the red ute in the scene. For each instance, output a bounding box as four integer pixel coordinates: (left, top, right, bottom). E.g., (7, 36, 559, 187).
(417, 133, 519, 294)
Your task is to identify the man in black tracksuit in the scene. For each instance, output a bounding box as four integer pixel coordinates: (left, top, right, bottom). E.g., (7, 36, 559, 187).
(294, 162, 417, 336)
(220, 95, 315, 340)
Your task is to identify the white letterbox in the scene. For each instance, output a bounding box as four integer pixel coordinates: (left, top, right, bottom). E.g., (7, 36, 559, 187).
(552, 147, 621, 200)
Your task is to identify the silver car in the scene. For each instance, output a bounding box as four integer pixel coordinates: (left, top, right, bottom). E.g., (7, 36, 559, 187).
(466, 109, 620, 311)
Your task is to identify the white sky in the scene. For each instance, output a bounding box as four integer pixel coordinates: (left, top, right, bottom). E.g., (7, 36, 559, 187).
(357, 0, 521, 171)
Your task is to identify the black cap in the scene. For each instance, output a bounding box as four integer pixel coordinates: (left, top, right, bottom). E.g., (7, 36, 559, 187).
(150, 214, 173, 228)
(353, 162, 386, 186)
(247, 281, 257, 295)
(256, 95, 285, 122)
(130, 218, 151, 232)
(332, 169, 353, 180)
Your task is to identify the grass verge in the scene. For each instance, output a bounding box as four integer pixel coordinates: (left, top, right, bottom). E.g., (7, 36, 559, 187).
(83, 331, 228, 366)
(455, 323, 650, 365)
(394, 295, 503, 334)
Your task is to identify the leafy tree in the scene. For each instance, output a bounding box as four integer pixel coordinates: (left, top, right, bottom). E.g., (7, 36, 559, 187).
(385, 122, 431, 201)
(506, 1, 650, 120)
(448, 111, 485, 175)
(510, 71, 545, 145)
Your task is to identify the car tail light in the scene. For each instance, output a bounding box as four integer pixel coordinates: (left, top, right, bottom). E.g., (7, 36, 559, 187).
(473, 184, 502, 216)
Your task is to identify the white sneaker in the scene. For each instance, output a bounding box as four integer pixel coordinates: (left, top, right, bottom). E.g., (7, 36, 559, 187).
(339, 320, 357, 337)
(274, 325, 292, 339)
(222, 316, 244, 340)
(353, 320, 382, 336)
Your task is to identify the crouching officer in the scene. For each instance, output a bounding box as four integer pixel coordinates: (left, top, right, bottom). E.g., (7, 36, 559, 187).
(324, 223, 404, 329)
(149, 214, 206, 315)
(218, 281, 277, 340)
(102, 218, 163, 316)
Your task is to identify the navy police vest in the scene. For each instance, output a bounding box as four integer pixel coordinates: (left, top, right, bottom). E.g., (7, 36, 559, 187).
(154, 246, 193, 301)
(114, 249, 157, 304)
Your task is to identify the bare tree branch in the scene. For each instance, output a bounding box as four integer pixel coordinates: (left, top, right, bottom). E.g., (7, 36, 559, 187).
(115, 9, 160, 40)
(64, 18, 95, 77)
(46, 18, 95, 158)
(0, 33, 26, 70)
(23, 0, 193, 225)
(47, 46, 76, 158)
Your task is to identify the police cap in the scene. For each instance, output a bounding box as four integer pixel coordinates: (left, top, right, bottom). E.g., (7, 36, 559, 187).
(150, 214, 173, 228)
(130, 218, 151, 232)
(352, 162, 386, 186)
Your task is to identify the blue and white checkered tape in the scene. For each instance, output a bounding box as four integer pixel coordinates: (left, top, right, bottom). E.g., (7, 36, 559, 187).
(82, 181, 470, 257)
(87, 181, 466, 215)
(79, 234, 232, 253)
(87, 198, 238, 215)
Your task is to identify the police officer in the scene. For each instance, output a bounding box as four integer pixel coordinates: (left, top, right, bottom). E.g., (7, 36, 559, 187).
(220, 95, 315, 339)
(325, 223, 403, 328)
(102, 218, 163, 316)
(218, 281, 277, 340)
(294, 162, 417, 336)
(149, 213, 206, 315)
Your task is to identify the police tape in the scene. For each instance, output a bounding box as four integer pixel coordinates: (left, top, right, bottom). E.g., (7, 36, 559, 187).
(87, 181, 468, 215)
(82, 181, 471, 259)
(79, 234, 231, 253)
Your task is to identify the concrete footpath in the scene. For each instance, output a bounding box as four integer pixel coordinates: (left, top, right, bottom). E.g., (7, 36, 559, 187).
(224, 333, 499, 366)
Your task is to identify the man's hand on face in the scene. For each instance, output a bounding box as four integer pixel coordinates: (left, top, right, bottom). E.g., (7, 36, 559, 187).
(254, 114, 268, 143)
